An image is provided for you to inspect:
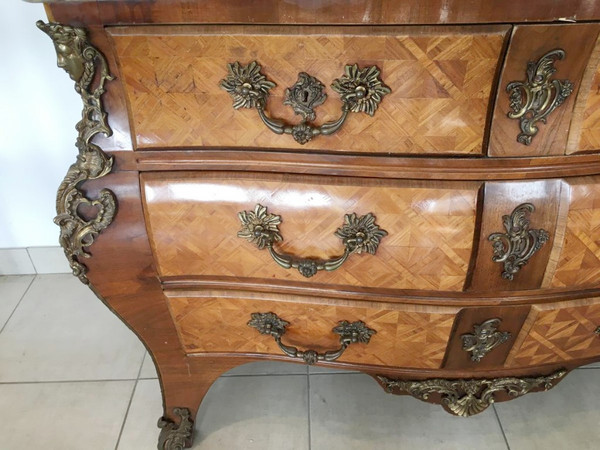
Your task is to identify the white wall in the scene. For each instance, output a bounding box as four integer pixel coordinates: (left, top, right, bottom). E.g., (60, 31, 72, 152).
(0, 2, 81, 248)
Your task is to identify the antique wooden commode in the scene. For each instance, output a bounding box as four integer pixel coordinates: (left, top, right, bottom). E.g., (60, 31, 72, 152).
(36, 1, 600, 448)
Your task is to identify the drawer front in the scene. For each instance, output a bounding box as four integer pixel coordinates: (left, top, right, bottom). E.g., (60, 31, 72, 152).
(443, 306, 530, 370)
(166, 291, 457, 369)
(142, 172, 479, 291)
(109, 25, 508, 155)
(488, 23, 600, 157)
(506, 297, 600, 367)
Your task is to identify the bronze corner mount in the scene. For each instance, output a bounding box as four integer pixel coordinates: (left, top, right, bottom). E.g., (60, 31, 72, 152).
(37, 21, 116, 284)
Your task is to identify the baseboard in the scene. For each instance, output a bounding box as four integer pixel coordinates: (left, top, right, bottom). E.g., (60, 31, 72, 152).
(0, 247, 70, 275)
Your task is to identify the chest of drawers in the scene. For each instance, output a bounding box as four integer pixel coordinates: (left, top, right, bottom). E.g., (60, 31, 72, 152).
(37, 1, 600, 448)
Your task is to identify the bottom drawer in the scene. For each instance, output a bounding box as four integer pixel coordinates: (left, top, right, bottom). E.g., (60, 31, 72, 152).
(166, 291, 458, 369)
(506, 297, 600, 367)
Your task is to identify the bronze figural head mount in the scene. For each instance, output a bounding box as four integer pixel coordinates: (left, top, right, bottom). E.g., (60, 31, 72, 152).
(36, 21, 88, 82)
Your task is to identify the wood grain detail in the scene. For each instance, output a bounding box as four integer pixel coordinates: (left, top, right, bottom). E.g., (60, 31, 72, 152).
(166, 292, 458, 369)
(552, 176, 600, 289)
(108, 25, 508, 154)
(468, 180, 565, 292)
(488, 24, 600, 157)
(141, 172, 479, 292)
(443, 305, 530, 370)
(507, 297, 600, 367)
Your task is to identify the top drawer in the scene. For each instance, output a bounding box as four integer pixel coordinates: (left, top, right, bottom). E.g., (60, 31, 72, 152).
(108, 25, 509, 154)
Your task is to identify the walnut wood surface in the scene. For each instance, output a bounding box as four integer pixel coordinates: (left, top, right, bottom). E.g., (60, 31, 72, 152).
(108, 25, 507, 155)
(141, 172, 479, 291)
(119, 150, 600, 180)
(506, 296, 600, 367)
(166, 290, 458, 369)
(443, 305, 530, 370)
(467, 180, 564, 292)
(488, 24, 600, 157)
(46, 1, 600, 26)
(76, 172, 253, 425)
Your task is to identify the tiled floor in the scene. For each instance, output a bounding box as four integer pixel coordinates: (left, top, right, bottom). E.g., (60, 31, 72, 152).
(1, 274, 599, 449)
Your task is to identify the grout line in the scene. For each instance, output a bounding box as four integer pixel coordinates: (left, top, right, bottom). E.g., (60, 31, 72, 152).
(0, 275, 35, 335)
(307, 370, 312, 450)
(25, 248, 39, 274)
(492, 404, 511, 450)
(114, 351, 147, 450)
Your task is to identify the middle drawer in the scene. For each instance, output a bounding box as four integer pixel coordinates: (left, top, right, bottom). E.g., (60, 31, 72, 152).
(142, 172, 479, 292)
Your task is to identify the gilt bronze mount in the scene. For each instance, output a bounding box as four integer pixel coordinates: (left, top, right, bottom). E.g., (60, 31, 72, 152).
(157, 407, 194, 450)
(248, 312, 376, 365)
(377, 369, 567, 417)
(461, 318, 511, 362)
(488, 203, 549, 280)
(37, 21, 116, 284)
(506, 49, 574, 145)
(237, 204, 388, 278)
(220, 61, 391, 144)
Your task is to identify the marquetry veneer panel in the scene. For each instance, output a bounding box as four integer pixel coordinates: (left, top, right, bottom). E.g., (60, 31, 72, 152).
(142, 172, 478, 291)
(573, 52, 600, 152)
(167, 293, 457, 369)
(507, 298, 600, 367)
(552, 177, 600, 289)
(109, 25, 508, 154)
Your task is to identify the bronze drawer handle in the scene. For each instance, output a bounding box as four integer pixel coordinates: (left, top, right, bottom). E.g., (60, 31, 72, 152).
(220, 61, 391, 145)
(488, 203, 549, 280)
(461, 318, 511, 362)
(506, 49, 574, 145)
(248, 312, 376, 365)
(237, 204, 387, 278)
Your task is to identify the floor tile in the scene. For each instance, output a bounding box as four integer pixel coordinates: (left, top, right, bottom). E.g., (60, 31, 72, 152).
(0, 275, 33, 330)
(0, 380, 134, 450)
(117, 379, 162, 450)
(495, 368, 600, 449)
(309, 365, 360, 374)
(0, 248, 35, 275)
(310, 373, 508, 450)
(0, 274, 145, 382)
(222, 360, 308, 376)
(119, 375, 310, 449)
(27, 246, 71, 274)
(139, 352, 158, 379)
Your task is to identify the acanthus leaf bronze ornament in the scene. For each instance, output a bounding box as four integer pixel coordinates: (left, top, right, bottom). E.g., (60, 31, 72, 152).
(595, 326, 600, 336)
(461, 318, 512, 362)
(248, 312, 376, 365)
(37, 21, 116, 284)
(237, 204, 387, 278)
(220, 61, 390, 145)
(488, 203, 549, 280)
(506, 49, 574, 145)
(377, 369, 567, 417)
(157, 407, 194, 450)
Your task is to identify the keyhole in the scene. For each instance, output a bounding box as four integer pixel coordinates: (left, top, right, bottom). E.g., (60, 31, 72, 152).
(302, 89, 309, 103)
